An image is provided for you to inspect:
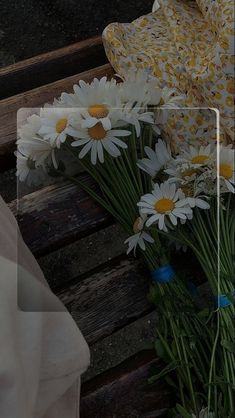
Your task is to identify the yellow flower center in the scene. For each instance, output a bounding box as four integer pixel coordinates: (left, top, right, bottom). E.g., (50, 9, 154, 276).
(155, 198, 175, 214)
(88, 123, 106, 140)
(220, 163, 232, 179)
(191, 155, 208, 164)
(56, 118, 68, 133)
(88, 104, 109, 119)
(133, 217, 142, 234)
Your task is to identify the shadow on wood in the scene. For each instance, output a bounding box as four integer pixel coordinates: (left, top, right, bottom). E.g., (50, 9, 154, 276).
(81, 350, 173, 418)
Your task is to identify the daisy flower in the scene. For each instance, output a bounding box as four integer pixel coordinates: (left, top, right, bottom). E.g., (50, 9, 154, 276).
(21, 137, 58, 169)
(120, 103, 154, 137)
(71, 122, 130, 165)
(116, 70, 156, 135)
(60, 77, 119, 131)
(15, 150, 46, 186)
(18, 114, 41, 147)
(138, 182, 192, 230)
(119, 69, 162, 107)
(138, 139, 172, 178)
(17, 114, 58, 169)
(38, 107, 74, 148)
(217, 146, 235, 193)
(176, 144, 213, 166)
(118, 69, 161, 107)
(195, 169, 218, 197)
(165, 164, 210, 208)
(165, 162, 199, 185)
(124, 214, 154, 255)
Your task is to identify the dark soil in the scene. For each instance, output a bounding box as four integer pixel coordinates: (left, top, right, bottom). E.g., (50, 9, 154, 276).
(0, 0, 153, 66)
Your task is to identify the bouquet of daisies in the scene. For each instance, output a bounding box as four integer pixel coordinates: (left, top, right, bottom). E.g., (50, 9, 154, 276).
(137, 139, 235, 417)
(16, 72, 230, 417)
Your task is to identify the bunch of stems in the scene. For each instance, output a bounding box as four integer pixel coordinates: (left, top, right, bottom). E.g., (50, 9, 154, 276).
(176, 195, 235, 417)
(57, 127, 216, 417)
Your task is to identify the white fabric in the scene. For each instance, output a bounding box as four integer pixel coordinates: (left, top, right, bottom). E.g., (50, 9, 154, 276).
(0, 195, 90, 418)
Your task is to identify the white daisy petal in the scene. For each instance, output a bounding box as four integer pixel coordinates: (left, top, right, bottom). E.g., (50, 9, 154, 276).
(81, 118, 98, 129)
(138, 238, 146, 251)
(71, 138, 90, 146)
(169, 213, 177, 225)
(142, 232, 154, 243)
(91, 141, 98, 165)
(111, 130, 131, 137)
(146, 214, 161, 227)
(110, 137, 128, 148)
(97, 140, 104, 163)
(79, 141, 93, 158)
(101, 117, 112, 131)
(102, 140, 121, 158)
(158, 215, 165, 230)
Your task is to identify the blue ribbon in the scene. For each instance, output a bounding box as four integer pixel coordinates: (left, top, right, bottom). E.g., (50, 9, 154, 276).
(216, 294, 233, 309)
(151, 265, 175, 284)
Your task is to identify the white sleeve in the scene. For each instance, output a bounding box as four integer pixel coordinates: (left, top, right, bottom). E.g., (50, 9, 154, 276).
(0, 196, 90, 418)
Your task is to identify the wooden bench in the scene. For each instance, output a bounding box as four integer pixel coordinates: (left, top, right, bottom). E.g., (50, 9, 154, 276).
(0, 36, 178, 417)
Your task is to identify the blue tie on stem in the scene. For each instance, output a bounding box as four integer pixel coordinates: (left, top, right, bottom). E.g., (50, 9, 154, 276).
(151, 265, 175, 284)
(216, 294, 234, 309)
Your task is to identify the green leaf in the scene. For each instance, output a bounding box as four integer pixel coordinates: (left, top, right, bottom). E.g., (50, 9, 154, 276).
(221, 339, 235, 353)
(176, 404, 193, 418)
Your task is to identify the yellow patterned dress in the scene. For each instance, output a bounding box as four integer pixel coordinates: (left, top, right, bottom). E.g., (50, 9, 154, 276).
(103, 0, 234, 146)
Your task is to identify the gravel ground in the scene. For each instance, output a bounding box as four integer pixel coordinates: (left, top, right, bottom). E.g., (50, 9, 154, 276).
(0, 0, 153, 66)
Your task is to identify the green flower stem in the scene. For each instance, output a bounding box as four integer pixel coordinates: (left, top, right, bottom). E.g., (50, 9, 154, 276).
(175, 195, 235, 416)
(181, 333, 198, 415)
(208, 310, 220, 412)
(60, 133, 214, 416)
(129, 126, 143, 194)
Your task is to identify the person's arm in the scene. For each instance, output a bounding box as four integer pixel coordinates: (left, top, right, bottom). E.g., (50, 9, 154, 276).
(0, 196, 90, 418)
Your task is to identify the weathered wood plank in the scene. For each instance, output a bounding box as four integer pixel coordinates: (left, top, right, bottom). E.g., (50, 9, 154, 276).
(0, 36, 107, 99)
(0, 63, 114, 171)
(9, 175, 113, 257)
(9, 176, 207, 285)
(57, 258, 152, 345)
(57, 254, 206, 346)
(81, 350, 172, 418)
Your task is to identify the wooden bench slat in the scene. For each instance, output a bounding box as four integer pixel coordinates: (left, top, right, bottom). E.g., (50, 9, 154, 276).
(81, 350, 172, 418)
(0, 36, 107, 99)
(58, 253, 205, 346)
(0, 63, 114, 171)
(57, 258, 152, 345)
(9, 175, 113, 257)
(10, 173, 206, 290)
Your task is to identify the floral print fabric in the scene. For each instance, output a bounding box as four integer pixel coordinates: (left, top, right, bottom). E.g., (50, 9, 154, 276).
(103, 0, 234, 147)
